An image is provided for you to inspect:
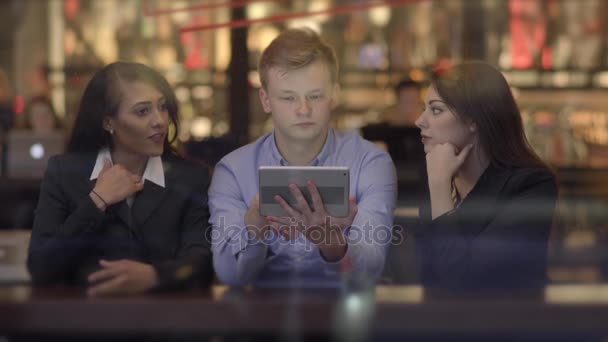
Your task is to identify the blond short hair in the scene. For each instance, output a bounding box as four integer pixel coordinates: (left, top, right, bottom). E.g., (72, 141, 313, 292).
(258, 28, 338, 89)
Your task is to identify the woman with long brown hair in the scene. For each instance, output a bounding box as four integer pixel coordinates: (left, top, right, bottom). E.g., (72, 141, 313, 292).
(414, 61, 557, 290)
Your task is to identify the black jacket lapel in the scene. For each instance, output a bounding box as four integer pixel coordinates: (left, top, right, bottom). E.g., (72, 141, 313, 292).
(132, 180, 168, 227)
(109, 200, 132, 228)
(457, 164, 512, 235)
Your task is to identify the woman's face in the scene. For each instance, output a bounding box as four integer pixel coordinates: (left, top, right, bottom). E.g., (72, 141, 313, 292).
(104, 81, 169, 157)
(415, 85, 476, 154)
(29, 103, 56, 134)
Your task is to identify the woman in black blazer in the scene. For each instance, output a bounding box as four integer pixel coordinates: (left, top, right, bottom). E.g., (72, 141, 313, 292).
(413, 61, 557, 291)
(28, 62, 213, 295)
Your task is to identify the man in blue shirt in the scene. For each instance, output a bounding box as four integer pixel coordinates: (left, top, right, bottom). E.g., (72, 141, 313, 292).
(209, 28, 397, 287)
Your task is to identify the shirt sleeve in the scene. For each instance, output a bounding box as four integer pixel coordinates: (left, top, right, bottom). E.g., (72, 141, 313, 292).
(322, 151, 397, 281)
(27, 156, 108, 285)
(209, 160, 268, 286)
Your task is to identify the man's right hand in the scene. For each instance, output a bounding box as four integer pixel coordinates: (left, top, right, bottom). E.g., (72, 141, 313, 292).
(244, 194, 270, 241)
(90, 159, 145, 208)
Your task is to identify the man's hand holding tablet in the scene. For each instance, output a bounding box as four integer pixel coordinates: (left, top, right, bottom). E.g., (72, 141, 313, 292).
(258, 166, 356, 262)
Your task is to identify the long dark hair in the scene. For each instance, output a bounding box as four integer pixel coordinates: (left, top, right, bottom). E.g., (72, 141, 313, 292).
(66, 61, 179, 155)
(432, 61, 548, 170)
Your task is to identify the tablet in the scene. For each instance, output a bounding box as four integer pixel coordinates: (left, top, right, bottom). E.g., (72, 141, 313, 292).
(259, 166, 350, 217)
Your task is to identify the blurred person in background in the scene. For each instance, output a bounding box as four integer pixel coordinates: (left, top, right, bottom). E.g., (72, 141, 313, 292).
(12, 96, 63, 229)
(23, 95, 60, 133)
(27, 61, 213, 296)
(361, 78, 427, 208)
(414, 61, 557, 291)
(361, 78, 425, 164)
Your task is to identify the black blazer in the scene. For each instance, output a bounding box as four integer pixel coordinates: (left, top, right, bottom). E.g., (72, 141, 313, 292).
(27, 152, 214, 290)
(414, 164, 558, 291)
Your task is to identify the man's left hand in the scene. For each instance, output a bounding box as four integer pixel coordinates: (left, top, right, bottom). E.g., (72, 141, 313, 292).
(267, 181, 357, 262)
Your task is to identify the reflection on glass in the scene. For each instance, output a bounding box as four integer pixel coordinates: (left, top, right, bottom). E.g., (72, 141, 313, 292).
(334, 291, 375, 342)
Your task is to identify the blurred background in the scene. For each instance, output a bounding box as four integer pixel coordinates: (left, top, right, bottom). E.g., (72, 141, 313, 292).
(1, 0, 608, 286)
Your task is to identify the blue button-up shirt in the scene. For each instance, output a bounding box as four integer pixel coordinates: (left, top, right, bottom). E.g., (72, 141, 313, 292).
(209, 129, 397, 287)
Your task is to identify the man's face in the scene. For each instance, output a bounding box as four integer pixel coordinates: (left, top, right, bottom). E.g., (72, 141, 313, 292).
(259, 60, 337, 145)
(396, 86, 422, 118)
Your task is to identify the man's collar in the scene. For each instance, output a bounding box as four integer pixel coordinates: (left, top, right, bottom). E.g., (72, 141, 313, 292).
(269, 129, 334, 166)
(89, 148, 165, 188)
